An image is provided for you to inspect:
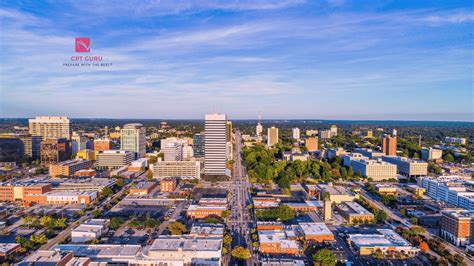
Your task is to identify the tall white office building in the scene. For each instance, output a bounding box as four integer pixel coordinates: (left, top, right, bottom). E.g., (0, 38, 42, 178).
(292, 127, 300, 140)
(120, 123, 146, 159)
(204, 113, 227, 176)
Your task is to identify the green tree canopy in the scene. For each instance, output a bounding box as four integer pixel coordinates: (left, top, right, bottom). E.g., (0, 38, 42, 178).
(312, 248, 336, 266)
(168, 221, 188, 235)
(231, 246, 252, 260)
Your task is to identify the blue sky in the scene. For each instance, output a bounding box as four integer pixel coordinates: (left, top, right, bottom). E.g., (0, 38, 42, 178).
(0, 0, 472, 121)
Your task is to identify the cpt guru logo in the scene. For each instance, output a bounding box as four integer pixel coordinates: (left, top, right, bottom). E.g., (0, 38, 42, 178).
(75, 37, 91, 52)
(69, 37, 105, 63)
(64, 37, 112, 67)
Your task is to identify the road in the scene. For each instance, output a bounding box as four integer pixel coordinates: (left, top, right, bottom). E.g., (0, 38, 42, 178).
(39, 173, 145, 250)
(228, 130, 258, 266)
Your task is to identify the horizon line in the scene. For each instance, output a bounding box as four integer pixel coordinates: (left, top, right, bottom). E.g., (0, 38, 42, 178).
(1, 117, 473, 123)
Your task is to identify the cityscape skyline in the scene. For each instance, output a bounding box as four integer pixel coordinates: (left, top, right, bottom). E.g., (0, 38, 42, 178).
(1, 0, 473, 121)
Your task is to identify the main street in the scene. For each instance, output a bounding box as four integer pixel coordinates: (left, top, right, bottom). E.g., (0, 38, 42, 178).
(228, 130, 258, 265)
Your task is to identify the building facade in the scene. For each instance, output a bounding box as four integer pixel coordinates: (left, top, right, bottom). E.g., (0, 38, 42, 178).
(49, 159, 93, 178)
(292, 128, 300, 140)
(267, 127, 279, 147)
(382, 156, 428, 177)
(153, 160, 201, 179)
(193, 133, 205, 158)
(440, 210, 474, 246)
(305, 137, 318, 152)
(40, 138, 71, 167)
(96, 150, 134, 170)
(382, 134, 397, 156)
(94, 139, 112, 152)
(120, 123, 146, 159)
(204, 113, 227, 176)
(29, 116, 71, 140)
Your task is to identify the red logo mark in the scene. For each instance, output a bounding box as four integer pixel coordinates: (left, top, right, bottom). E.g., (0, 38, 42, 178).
(75, 38, 91, 53)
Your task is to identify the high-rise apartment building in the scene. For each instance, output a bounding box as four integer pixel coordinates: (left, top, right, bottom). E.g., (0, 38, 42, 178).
(193, 133, 205, 158)
(382, 134, 397, 156)
(440, 210, 474, 246)
(40, 138, 71, 166)
(120, 123, 146, 159)
(292, 128, 300, 140)
(267, 127, 279, 147)
(305, 137, 319, 152)
(226, 121, 233, 142)
(29, 116, 71, 140)
(204, 113, 227, 176)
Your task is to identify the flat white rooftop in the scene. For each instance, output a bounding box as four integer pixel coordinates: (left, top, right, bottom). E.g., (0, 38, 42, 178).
(149, 236, 222, 251)
(298, 222, 333, 236)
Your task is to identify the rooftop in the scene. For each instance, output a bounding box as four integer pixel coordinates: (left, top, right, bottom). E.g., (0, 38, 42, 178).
(298, 222, 333, 236)
(0, 243, 20, 254)
(134, 182, 157, 190)
(56, 244, 140, 258)
(317, 184, 353, 196)
(44, 190, 97, 197)
(21, 250, 72, 264)
(189, 223, 225, 237)
(349, 229, 413, 248)
(149, 236, 222, 251)
(442, 209, 474, 219)
(338, 202, 372, 215)
(258, 230, 299, 249)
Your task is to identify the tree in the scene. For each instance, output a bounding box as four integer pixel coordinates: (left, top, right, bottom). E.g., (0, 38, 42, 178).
(278, 176, 291, 189)
(110, 217, 125, 230)
(231, 246, 251, 260)
(444, 153, 454, 162)
(168, 222, 188, 235)
(53, 217, 68, 229)
(256, 204, 296, 221)
(409, 226, 425, 235)
(30, 234, 47, 245)
(144, 218, 159, 228)
(101, 187, 113, 198)
(376, 210, 388, 223)
(39, 216, 53, 228)
(410, 217, 418, 225)
(347, 166, 354, 177)
(147, 169, 154, 179)
(341, 167, 348, 179)
(203, 217, 221, 224)
(222, 210, 231, 219)
(312, 248, 336, 266)
(116, 178, 125, 187)
(91, 209, 103, 218)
